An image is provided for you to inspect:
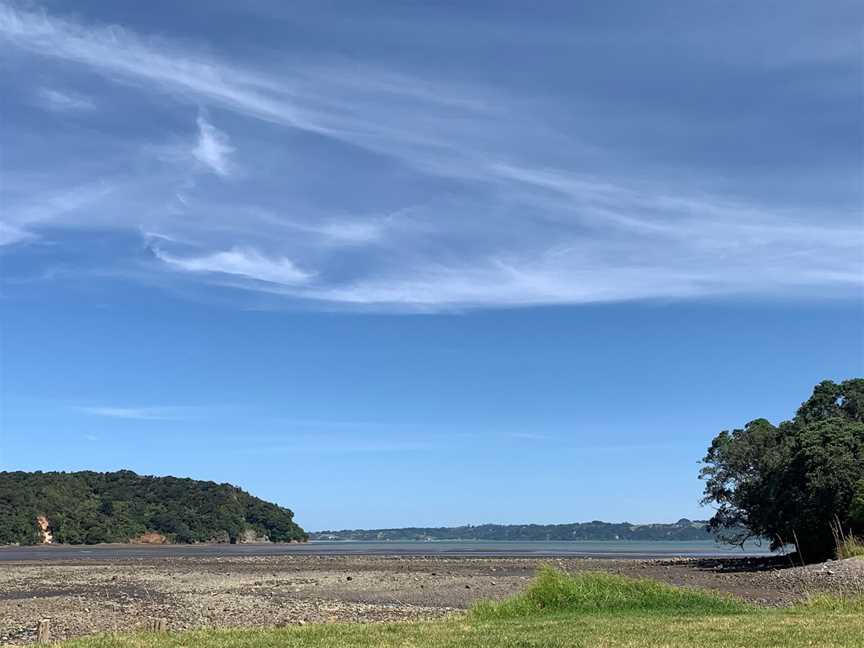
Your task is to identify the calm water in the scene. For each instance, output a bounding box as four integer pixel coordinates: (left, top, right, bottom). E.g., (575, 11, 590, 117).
(0, 539, 774, 561)
(310, 539, 773, 557)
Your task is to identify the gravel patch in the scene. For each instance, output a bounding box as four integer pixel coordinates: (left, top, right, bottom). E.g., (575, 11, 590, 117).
(1, 555, 862, 645)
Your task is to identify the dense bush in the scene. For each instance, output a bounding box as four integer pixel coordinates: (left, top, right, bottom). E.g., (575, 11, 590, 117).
(850, 481, 864, 529)
(701, 379, 864, 562)
(0, 470, 307, 545)
(471, 566, 748, 619)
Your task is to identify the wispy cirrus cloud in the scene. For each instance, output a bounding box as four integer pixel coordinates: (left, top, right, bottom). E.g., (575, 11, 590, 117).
(192, 114, 234, 177)
(77, 405, 197, 421)
(511, 432, 555, 441)
(0, 2, 860, 310)
(0, 4, 311, 129)
(0, 180, 117, 245)
(154, 247, 313, 285)
(241, 440, 433, 455)
(5, 181, 115, 225)
(0, 222, 34, 246)
(0, 3, 523, 182)
(0, 3, 463, 153)
(286, 219, 386, 246)
(36, 87, 95, 112)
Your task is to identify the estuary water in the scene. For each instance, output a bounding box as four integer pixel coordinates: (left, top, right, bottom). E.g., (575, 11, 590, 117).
(0, 539, 774, 561)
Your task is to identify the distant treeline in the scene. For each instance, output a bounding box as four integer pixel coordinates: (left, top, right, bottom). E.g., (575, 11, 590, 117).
(312, 519, 713, 542)
(0, 470, 307, 545)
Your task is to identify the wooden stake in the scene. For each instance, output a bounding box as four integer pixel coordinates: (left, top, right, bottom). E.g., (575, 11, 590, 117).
(36, 619, 51, 644)
(147, 618, 168, 633)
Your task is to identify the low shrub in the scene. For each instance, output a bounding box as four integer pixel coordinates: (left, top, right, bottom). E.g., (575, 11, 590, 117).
(471, 566, 749, 620)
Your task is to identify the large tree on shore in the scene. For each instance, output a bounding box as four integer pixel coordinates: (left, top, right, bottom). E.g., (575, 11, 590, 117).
(700, 379, 864, 562)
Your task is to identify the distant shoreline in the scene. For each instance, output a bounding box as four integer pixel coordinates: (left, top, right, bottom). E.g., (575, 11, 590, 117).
(309, 519, 718, 543)
(306, 538, 719, 543)
(0, 539, 775, 562)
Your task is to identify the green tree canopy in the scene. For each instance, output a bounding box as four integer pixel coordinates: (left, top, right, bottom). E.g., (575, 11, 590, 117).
(700, 379, 864, 562)
(0, 470, 307, 546)
(849, 480, 864, 529)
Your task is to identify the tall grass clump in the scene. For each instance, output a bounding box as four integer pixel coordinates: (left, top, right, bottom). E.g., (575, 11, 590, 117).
(797, 594, 864, 613)
(836, 536, 864, 559)
(831, 517, 864, 560)
(471, 566, 749, 620)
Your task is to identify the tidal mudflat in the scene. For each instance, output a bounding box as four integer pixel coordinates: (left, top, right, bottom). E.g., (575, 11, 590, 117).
(2, 552, 862, 645)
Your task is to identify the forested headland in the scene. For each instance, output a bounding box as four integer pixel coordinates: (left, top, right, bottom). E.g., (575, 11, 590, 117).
(0, 470, 307, 545)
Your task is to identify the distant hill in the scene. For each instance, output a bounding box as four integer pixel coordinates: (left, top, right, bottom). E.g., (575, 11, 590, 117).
(0, 470, 307, 545)
(312, 519, 712, 542)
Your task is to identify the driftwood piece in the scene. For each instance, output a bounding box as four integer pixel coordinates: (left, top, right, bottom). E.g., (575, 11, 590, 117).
(146, 618, 168, 632)
(36, 618, 51, 644)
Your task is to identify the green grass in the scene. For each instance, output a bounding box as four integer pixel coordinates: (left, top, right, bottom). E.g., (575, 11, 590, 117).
(471, 566, 749, 619)
(57, 567, 864, 648)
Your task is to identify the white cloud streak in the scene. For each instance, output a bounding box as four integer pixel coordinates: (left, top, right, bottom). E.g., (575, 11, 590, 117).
(0, 3, 492, 172)
(1, 3, 860, 309)
(192, 115, 234, 176)
(36, 87, 95, 112)
(154, 247, 313, 285)
(241, 440, 433, 455)
(0, 5, 314, 130)
(0, 181, 117, 244)
(77, 406, 194, 421)
(0, 222, 34, 246)
(9, 182, 115, 225)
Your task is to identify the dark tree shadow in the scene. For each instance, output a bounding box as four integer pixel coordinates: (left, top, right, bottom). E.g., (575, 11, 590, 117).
(694, 555, 801, 573)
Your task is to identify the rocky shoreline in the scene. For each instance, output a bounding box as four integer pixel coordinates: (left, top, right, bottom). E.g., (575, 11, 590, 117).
(1, 554, 862, 645)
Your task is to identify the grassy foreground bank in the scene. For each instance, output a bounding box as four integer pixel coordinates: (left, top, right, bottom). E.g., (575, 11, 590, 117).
(59, 568, 864, 648)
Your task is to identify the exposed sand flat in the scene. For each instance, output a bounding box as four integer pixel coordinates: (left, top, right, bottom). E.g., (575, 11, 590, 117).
(1, 554, 862, 645)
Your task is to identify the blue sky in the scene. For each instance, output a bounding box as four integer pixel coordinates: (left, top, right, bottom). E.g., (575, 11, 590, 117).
(1, 1, 862, 531)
